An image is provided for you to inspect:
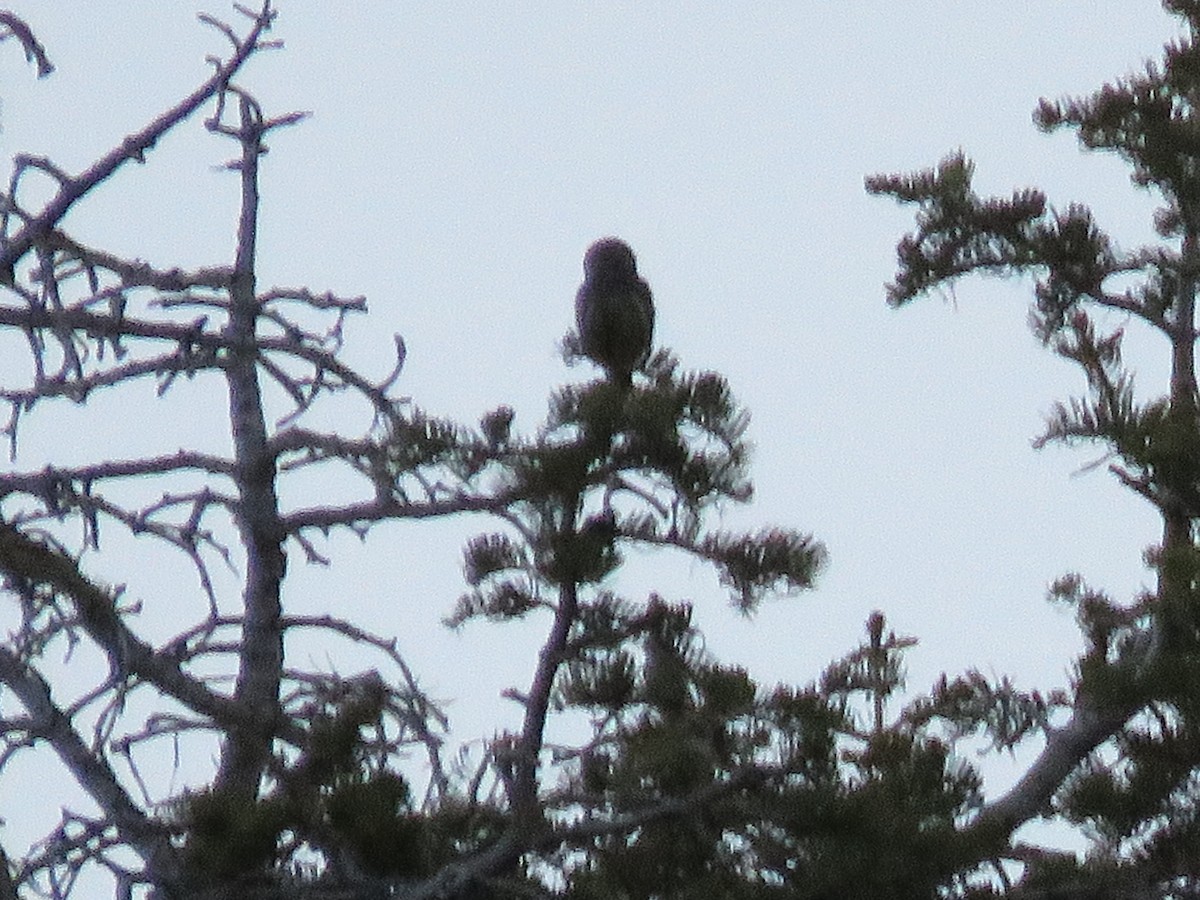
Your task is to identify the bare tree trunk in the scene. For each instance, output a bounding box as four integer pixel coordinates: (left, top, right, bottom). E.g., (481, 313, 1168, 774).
(215, 96, 286, 802)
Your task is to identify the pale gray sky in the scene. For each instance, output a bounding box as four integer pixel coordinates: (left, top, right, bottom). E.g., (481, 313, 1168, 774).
(0, 2, 1185, 885)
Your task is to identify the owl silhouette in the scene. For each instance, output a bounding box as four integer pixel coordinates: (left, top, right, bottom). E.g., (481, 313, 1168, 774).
(574, 238, 655, 387)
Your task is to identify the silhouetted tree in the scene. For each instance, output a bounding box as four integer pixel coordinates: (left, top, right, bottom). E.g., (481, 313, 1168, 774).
(868, 1, 1200, 895)
(0, 6, 823, 898)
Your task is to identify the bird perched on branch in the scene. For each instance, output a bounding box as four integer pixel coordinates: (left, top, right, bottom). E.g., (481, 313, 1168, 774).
(575, 237, 655, 387)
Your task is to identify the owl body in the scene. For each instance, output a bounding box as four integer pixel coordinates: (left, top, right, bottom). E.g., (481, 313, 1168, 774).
(575, 238, 654, 385)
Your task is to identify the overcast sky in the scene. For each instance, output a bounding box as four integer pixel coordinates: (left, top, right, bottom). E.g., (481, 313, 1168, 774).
(0, 1, 1187, 874)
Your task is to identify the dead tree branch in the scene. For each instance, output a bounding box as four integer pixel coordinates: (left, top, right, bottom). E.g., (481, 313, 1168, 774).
(0, 11, 53, 77)
(0, 5, 275, 283)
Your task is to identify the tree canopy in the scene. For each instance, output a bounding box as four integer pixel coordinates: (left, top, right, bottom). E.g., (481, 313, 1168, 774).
(4, 2, 1200, 899)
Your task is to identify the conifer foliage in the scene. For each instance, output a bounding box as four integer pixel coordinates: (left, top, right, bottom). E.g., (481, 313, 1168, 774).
(868, 2, 1200, 895)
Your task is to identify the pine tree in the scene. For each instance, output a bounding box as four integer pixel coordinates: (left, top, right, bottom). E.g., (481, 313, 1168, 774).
(867, 1, 1200, 894)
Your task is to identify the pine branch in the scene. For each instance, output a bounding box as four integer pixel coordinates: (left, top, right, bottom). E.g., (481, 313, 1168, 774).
(968, 691, 1140, 848)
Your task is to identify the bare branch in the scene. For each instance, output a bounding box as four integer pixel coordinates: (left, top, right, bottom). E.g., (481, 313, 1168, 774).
(281, 490, 522, 533)
(0, 3, 275, 283)
(40, 230, 234, 291)
(0, 649, 175, 881)
(1, 452, 235, 491)
(0, 12, 53, 77)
